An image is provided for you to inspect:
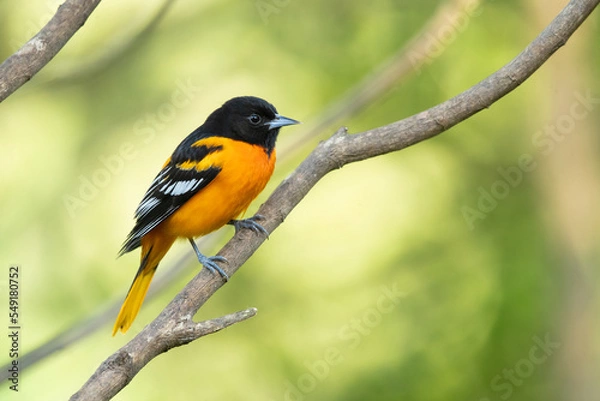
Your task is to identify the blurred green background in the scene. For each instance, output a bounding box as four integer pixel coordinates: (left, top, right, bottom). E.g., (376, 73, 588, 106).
(1, 0, 599, 400)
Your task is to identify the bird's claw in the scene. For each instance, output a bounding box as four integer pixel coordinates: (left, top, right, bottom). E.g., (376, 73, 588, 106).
(229, 215, 269, 238)
(201, 255, 229, 281)
(188, 238, 229, 281)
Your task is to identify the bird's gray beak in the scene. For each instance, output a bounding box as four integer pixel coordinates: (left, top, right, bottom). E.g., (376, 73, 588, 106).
(268, 114, 300, 130)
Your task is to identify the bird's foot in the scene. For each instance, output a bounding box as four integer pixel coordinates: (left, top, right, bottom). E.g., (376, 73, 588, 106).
(188, 238, 229, 281)
(199, 254, 229, 281)
(229, 215, 269, 238)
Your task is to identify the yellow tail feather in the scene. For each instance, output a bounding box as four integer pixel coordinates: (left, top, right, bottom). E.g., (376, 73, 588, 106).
(112, 267, 157, 335)
(112, 232, 175, 336)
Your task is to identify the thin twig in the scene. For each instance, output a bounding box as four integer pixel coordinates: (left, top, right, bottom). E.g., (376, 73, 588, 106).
(46, 0, 177, 84)
(70, 308, 257, 400)
(0, 0, 103, 102)
(70, 1, 600, 399)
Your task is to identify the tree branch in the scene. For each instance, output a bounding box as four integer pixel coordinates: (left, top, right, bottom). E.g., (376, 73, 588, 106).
(0, 0, 103, 103)
(70, 308, 256, 401)
(280, 0, 484, 157)
(71, 0, 599, 399)
(4, 0, 477, 378)
(46, 0, 176, 84)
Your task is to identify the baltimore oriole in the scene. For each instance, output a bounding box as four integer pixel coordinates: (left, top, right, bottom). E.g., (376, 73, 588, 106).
(113, 96, 299, 335)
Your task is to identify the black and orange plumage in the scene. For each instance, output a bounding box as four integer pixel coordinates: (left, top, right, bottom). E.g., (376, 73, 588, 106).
(113, 96, 298, 335)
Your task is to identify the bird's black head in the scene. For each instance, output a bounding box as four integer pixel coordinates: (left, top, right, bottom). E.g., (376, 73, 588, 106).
(202, 96, 299, 155)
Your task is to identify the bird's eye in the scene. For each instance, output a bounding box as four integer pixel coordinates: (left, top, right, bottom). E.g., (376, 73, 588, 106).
(248, 114, 262, 125)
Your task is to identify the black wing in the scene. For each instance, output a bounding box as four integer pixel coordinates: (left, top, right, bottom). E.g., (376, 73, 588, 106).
(119, 142, 222, 255)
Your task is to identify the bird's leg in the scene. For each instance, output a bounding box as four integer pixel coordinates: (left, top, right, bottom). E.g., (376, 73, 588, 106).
(188, 238, 229, 281)
(228, 214, 269, 237)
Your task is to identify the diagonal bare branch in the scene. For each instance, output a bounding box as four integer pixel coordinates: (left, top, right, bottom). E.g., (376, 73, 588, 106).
(280, 0, 484, 157)
(69, 0, 600, 399)
(71, 307, 257, 400)
(46, 0, 176, 84)
(2, 0, 482, 378)
(0, 0, 103, 103)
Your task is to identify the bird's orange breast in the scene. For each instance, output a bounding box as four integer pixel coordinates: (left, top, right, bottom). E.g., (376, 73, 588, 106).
(160, 137, 276, 238)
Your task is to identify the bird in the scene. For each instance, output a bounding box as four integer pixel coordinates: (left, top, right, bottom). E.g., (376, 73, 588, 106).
(112, 96, 299, 335)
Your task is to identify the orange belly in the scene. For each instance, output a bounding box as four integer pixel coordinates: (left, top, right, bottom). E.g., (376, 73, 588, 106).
(159, 138, 276, 238)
